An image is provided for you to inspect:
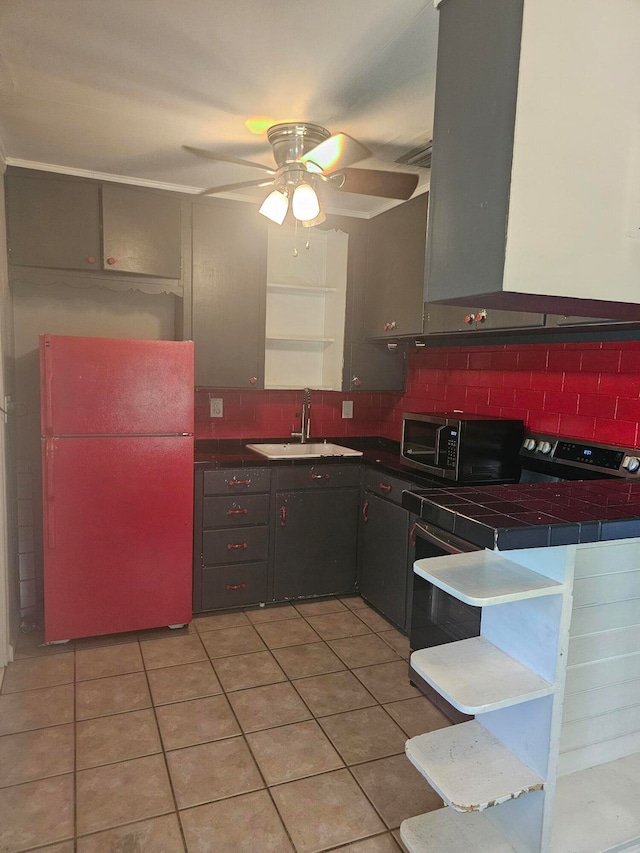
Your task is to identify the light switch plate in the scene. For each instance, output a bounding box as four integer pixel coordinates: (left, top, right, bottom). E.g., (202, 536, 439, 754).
(210, 397, 223, 418)
(342, 400, 353, 419)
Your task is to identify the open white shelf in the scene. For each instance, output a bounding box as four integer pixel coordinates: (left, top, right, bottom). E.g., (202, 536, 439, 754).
(267, 282, 337, 293)
(411, 636, 555, 715)
(264, 226, 348, 390)
(413, 550, 563, 606)
(265, 335, 335, 343)
(401, 808, 516, 853)
(406, 720, 544, 813)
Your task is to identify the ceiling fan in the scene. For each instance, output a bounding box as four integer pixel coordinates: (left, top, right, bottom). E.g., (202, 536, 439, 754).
(183, 122, 420, 227)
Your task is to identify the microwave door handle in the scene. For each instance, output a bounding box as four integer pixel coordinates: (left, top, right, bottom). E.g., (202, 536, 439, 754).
(433, 425, 447, 466)
(414, 521, 481, 555)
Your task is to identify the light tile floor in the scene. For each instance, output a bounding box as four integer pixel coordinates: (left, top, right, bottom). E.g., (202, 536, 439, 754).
(0, 596, 450, 852)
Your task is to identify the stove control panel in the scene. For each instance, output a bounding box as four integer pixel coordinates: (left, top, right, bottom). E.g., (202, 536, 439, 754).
(520, 433, 640, 478)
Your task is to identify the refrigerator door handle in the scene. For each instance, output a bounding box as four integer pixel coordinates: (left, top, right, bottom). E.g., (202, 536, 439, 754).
(42, 342, 54, 435)
(43, 438, 56, 548)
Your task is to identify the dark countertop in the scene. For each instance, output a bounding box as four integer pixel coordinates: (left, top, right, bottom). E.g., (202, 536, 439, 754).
(194, 436, 443, 487)
(403, 480, 640, 550)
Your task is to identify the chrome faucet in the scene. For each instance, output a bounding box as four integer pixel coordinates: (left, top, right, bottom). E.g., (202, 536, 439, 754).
(291, 388, 312, 443)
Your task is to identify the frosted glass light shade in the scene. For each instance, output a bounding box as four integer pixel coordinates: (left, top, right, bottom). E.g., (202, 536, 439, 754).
(259, 190, 289, 224)
(292, 183, 320, 222)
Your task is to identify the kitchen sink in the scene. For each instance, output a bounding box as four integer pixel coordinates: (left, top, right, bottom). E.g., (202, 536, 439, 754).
(246, 442, 363, 460)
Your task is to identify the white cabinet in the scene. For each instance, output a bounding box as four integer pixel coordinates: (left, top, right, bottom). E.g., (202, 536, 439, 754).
(402, 540, 640, 852)
(264, 226, 348, 390)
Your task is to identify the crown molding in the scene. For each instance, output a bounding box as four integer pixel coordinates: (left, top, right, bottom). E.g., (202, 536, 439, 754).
(5, 157, 428, 219)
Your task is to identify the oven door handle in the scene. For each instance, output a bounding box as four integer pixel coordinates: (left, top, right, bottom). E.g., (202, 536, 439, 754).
(413, 521, 482, 555)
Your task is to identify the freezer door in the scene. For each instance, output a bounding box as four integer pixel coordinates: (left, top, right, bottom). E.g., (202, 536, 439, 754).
(43, 436, 193, 641)
(40, 334, 194, 436)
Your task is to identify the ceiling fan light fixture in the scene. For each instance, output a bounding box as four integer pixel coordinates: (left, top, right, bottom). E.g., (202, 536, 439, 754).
(291, 182, 320, 222)
(259, 189, 289, 225)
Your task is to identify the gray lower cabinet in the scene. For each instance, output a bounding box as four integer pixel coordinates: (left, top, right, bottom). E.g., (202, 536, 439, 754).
(358, 470, 417, 632)
(273, 465, 359, 600)
(194, 467, 271, 612)
(6, 170, 182, 278)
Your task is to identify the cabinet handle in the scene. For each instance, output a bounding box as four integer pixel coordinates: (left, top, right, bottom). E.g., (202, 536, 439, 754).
(280, 505, 286, 527)
(383, 321, 397, 332)
(86, 256, 96, 264)
(106, 257, 117, 265)
(379, 482, 392, 492)
(227, 478, 251, 487)
(352, 376, 361, 387)
(410, 522, 417, 545)
(226, 542, 248, 550)
(249, 377, 257, 385)
(226, 507, 249, 515)
(225, 582, 246, 591)
(311, 472, 330, 480)
(362, 500, 369, 522)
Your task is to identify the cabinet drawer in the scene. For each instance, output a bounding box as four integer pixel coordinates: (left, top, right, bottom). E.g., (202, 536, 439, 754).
(276, 464, 360, 491)
(203, 468, 271, 495)
(201, 562, 268, 610)
(361, 467, 416, 505)
(203, 494, 270, 528)
(203, 526, 269, 565)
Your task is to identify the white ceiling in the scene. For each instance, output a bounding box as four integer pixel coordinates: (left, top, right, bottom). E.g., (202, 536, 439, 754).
(0, 0, 439, 217)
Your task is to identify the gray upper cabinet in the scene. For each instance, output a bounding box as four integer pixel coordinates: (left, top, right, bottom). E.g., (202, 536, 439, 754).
(101, 185, 181, 278)
(6, 172, 101, 271)
(426, 0, 640, 319)
(6, 171, 182, 278)
(423, 303, 544, 335)
(363, 194, 428, 340)
(191, 199, 267, 389)
(336, 215, 406, 391)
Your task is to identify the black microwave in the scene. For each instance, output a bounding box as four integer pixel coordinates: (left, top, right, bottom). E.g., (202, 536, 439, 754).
(400, 412, 523, 483)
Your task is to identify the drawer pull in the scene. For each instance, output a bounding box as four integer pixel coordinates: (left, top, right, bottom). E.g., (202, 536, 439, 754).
(226, 508, 249, 515)
(311, 473, 330, 480)
(379, 482, 392, 492)
(362, 500, 369, 523)
(226, 543, 248, 550)
(225, 582, 247, 591)
(227, 478, 251, 487)
(280, 505, 286, 527)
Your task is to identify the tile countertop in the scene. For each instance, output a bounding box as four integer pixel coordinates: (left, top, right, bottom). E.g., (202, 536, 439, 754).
(402, 480, 640, 550)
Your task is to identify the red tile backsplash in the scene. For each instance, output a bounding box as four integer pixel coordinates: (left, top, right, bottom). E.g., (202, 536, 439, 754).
(194, 340, 640, 449)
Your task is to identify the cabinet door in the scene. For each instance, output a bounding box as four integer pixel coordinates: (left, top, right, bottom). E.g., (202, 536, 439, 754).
(192, 201, 267, 389)
(6, 173, 101, 270)
(274, 489, 358, 599)
(101, 185, 182, 278)
(363, 194, 428, 340)
(423, 303, 545, 334)
(358, 492, 410, 630)
(347, 342, 406, 391)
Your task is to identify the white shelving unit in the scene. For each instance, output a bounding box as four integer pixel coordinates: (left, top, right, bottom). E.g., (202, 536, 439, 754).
(264, 226, 348, 390)
(402, 540, 640, 853)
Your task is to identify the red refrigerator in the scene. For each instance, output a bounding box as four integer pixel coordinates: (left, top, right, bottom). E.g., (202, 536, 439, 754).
(40, 334, 194, 642)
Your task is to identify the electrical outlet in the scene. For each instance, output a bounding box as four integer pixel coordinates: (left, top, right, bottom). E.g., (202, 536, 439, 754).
(210, 397, 224, 418)
(342, 400, 353, 419)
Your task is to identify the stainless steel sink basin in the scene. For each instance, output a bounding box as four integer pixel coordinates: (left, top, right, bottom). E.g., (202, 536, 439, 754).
(246, 442, 363, 460)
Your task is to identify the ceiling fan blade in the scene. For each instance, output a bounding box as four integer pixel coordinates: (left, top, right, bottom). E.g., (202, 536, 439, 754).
(300, 133, 370, 174)
(337, 167, 419, 200)
(183, 146, 275, 174)
(198, 178, 275, 196)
